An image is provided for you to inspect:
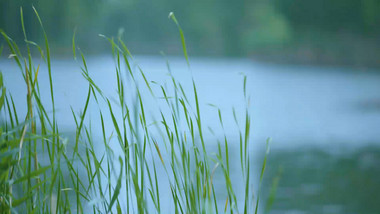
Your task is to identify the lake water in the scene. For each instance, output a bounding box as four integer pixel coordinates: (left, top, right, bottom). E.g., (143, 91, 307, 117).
(3, 55, 380, 148)
(2, 55, 380, 213)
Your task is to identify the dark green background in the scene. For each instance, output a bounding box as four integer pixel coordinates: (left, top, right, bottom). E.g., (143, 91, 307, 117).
(1, 0, 380, 67)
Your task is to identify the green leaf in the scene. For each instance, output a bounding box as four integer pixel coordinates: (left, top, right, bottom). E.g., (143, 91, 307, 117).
(72, 27, 77, 60)
(0, 148, 19, 160)
(117, 201, 122, 214)
(169, 12, 189, 66)
(108, 157, 123, 213)
(0, 87, 5, 110)
(0, 72, 4, 110)
(0, 44, 3, 57)
(0, 72, 3, 88)
(14, 165, 51, 184)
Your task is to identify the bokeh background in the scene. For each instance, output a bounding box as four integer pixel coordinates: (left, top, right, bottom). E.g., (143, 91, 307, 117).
(1, 0, 380, 213)
(2, 0, 380, 67)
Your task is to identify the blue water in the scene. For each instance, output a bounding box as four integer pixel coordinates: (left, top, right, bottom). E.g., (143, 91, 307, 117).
(3, 55, 380, 149)
(2, 55, 380, 213)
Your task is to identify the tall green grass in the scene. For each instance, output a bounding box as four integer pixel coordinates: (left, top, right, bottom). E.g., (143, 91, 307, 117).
(0, 8, 271, 214)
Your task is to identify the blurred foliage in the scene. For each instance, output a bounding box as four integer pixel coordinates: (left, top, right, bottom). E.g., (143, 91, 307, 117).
(1, 0, 379, 66)
(274, 0, 380, 34)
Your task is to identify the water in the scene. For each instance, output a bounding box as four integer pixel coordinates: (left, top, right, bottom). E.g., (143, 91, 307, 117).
(2, 55, 380, 212)
(264, 147, 380, 214)
(3, 55, 380, 147)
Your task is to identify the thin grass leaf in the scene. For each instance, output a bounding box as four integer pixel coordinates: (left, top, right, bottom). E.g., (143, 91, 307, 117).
(32, 6, 55, 116)
(108, 157, 123, 213)
(169, 12, 189, 66)
(0, 87, 5, 110)
(14, 165, 51, 184)
(72, 27, 77, 60)
(0, 44, 3, 56)
(255, 138, 271, 214)
(153, 140, 165, 167)
(264, 167, 282, 214)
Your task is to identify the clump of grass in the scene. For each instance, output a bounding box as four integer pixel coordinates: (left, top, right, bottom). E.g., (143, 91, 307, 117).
(0, 7, 270, 214)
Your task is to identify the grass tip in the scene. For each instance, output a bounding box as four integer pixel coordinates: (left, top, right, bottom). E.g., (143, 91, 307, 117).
(8, 54, 17, 59)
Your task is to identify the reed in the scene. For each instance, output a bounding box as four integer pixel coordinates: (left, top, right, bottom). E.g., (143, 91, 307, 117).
(0, 8, 271, 214)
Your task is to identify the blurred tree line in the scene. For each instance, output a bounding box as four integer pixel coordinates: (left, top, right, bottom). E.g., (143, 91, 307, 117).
(1, 0, 379, 67)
